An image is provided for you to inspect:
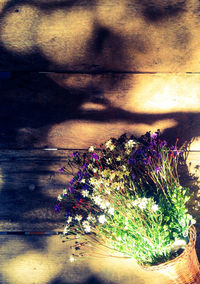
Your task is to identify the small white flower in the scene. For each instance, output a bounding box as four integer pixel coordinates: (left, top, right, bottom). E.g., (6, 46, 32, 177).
(88, 146, 95, 152)
(108, 207, 114, 215)
(106, 158, 112, 165)
(81, 190, 89, 198)
(63, 225, 69, 235)
(57, 194, 63, 201)
(132, 200, 138, 207)
(99, 200, 110, 209)
(69, 255, 75, 262)
(120, 165, 127, 172)
(82, 220, 91, 233)
(105, 139, 115, 151)
(75, 215, 82, 221)
(99, 215, 107, 224)
(87, 214, 96, 222)
(67, 216, 72, 223)
(63, 189, 68, 195)
(93, 168, 98, 173)
(92, 195, 102, 206)
(81, 179, 85, 183)
(151, 204, 159, 212)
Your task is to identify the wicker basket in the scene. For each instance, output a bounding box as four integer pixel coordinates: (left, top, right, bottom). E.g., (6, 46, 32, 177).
(140, 226, 200, 284)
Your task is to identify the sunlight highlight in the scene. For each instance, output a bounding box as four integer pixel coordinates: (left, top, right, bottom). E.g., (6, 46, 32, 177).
(47, 119, 177, 148)
(125, 74, 200, 114)
(0, 5, 40, 53)
(1, 252, 59, 284)
(36, 8, 94, 65)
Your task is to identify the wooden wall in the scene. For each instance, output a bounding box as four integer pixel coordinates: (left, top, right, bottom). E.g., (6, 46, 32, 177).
(0, 1, 200, 283)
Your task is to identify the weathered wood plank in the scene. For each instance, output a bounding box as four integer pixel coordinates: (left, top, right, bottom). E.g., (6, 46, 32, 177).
(1, 0, 200, 71)
(0, 72, 200, 149)
(0, 150, 72, 231)
(1, 234, 200, 284)
(0, 149, 199, 231)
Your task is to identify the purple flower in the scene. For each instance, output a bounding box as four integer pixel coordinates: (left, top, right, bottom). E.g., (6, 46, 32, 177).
(159, 140, 167, 147)
(144, 157, 151, 165)
(131, 173, 136, 180)
(128, 158, 136, 165)
(59, 167, 64, 172)
(69, 178, 74, 185)
(155, 152, 161, 159)
(92, 153, 99, 160)
(54, 204, 61, 213)
(65, 211, 70, 218)
(68, 186, 75, 193)
(72, 152, 80, 158)
(81, 163, 88, 170)
(151, 132, 158, 139)
(155, 166, 161, 173)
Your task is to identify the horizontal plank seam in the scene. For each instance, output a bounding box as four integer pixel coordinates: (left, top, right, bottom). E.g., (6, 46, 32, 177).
(1, 231, 200, 236)
(0, 148, 200, 152)
(39, 71, 200, 74)
(0, 231, 63, 235)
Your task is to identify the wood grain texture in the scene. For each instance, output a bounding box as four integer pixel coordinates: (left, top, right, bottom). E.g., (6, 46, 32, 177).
(0, 72, 200, 149)
(0, 149, 199, 231)
(1, 234, 200, 284)
(1, 0, 200, 71)
(0, 150, 72, 231)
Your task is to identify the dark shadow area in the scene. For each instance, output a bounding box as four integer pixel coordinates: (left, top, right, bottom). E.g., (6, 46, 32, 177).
(0, 0, 194, 72)
(143, 2, 186, 22)
(0, 45, 50, 72)
(49, 275, 116, 284)
(0, 72, 200, 247)
(0, 0, 133, 72)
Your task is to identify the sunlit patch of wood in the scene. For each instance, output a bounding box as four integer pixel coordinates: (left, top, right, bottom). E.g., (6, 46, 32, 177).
(47, 119, 177, 148)
(87, 246, 171, 284)
(0, 236, 91, 284)
(80, 102, 106, 111)
(119, 74, 200, 114)
(36, 8, 94, 65)
(0, 5, 40, 53)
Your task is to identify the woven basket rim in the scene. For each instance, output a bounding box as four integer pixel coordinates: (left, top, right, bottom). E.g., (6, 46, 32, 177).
(141, 225, 196, 271)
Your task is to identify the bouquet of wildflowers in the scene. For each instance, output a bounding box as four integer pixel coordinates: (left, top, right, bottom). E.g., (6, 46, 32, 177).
(55, 131, 195, 266)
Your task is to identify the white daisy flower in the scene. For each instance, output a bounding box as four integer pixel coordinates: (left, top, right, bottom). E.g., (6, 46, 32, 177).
(151, 204, 159, 212)
(63, 225, 69, 235)
(75, 215, 82, 221)
(99, 215, 107, 224)
(57, 194, 63, 201)
(81, 190, 89, 198)
(87, 215, 96, 222)
(67, 216, 72, 223)
(82, 220, 91, 233)
(88, 146, 95, 152)
(108, 207, 114, 215)
(105, 139, 115, 150)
